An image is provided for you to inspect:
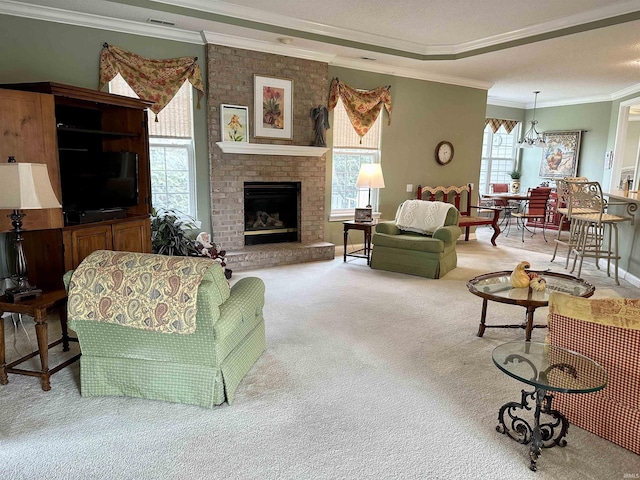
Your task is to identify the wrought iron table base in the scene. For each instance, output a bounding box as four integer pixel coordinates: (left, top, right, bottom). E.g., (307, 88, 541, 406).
(497, 388, 569, 471)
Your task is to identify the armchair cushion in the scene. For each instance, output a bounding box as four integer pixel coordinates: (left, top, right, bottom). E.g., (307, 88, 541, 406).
(372, 231, 444, 253)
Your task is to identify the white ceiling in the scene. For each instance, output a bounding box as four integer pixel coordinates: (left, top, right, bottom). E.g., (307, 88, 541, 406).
(4, 0, 640, 108)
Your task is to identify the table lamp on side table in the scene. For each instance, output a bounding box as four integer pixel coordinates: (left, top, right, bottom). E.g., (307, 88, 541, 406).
(0, 157, 62, 302)
(356, 163, 385, 209)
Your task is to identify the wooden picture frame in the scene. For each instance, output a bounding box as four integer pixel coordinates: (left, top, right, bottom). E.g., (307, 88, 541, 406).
(220, 104, 249, 142)
(355, 207, 373, 223)
(254, 75, 293, 139)
(539, 130, 582, 179)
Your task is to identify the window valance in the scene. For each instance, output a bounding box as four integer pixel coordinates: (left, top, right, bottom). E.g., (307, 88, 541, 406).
(485, 118, 519, 134)
(328, 78, 391, 141)
(99, 43, 205, 121)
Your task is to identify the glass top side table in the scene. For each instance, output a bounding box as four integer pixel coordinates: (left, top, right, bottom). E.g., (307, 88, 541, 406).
(492, 341, 607, 471)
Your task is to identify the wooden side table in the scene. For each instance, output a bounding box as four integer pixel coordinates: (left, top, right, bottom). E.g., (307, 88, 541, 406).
(0, 290, 80, 391)
(343, 221, 374, 265)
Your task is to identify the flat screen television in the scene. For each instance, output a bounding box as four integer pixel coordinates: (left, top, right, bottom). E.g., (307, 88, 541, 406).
(59, 151, 138, 212)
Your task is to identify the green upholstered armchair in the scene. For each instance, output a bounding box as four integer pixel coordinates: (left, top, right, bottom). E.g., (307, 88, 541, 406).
(370, 206, 460, 278)
(64, 251, 265, 408)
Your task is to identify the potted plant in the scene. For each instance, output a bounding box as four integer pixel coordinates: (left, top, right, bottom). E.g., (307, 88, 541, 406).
(150, 208, 200, 256)
(508, 170, 522, 193)
(150, 209, 231, 278)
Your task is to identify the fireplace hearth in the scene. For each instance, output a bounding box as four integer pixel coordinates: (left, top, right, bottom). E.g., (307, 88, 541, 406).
(244, 182, 300, 246)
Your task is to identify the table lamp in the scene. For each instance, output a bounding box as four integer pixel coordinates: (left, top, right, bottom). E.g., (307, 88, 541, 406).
(355, 163, 385, 208)
(0, 157, 62, 302)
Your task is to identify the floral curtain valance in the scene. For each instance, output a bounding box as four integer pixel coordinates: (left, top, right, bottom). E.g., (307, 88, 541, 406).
(99, 43, 205, 121)
(328, 78, 392, 140)
(485, 118, 519, 134)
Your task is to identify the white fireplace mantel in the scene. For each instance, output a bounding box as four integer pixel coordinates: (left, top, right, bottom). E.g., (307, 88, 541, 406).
(216, 142, 329, 157)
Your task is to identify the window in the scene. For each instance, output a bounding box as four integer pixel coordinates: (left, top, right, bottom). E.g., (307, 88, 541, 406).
(479, 123, 520, 195)
(330, 99, 382, 219)
(109, 74, 196, 216)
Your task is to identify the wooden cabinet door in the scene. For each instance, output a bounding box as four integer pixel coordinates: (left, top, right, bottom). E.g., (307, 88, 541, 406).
(68, 225, 113, 269)
(112, 217, 152, 253)
(0, 88, 63, 232)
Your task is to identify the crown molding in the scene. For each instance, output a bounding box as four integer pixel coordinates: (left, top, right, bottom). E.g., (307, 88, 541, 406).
(154, 0, 640, 57)
(330, 57, 493, 91)
(152, 0, 431, 55)
(452, 0, 640, 55)
(0, 0, 204, 44)
(486, 98, 526, 109)
(611, 82, 640, 101)
(202, 30, 335, 62)
(5, 0, 640, 107)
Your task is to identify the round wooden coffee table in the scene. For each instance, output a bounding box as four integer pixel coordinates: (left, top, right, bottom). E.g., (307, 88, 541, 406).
(466, 270, 595, 341)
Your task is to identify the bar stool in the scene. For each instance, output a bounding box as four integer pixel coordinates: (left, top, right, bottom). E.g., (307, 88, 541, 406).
(550, 177, 594, 267)
(569, 181, 632, 285)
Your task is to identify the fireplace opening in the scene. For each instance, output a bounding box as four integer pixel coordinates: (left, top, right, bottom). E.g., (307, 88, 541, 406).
(244, 182, 300, 246)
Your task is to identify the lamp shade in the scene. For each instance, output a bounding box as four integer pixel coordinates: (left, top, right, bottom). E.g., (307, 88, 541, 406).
(0, 162, 61, 210)
(355, 163, 385, 189)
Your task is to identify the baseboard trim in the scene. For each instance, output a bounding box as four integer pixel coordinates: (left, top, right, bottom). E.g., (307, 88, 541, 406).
(596, 259, 640, 288)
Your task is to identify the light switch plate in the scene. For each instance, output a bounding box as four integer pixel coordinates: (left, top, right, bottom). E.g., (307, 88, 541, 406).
(406, 184, 413, 192)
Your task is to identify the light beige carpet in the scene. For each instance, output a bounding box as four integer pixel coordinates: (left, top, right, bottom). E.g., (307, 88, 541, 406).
(2, 233, 639, 479)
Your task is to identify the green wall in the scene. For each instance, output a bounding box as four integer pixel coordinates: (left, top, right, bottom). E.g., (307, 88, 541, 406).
(2, 13, 635, 267)
(519, 102, 612, 191)
(485, 104, 525, 123)
(324, 67, 488, 246)
(0, 15, 211, 234)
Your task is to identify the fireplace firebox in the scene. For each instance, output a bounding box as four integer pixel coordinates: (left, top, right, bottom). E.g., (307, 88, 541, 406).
(244, 182, 300, 245)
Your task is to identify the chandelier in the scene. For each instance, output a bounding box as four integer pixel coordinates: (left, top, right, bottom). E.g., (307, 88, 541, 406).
(517, 91, 546, 149)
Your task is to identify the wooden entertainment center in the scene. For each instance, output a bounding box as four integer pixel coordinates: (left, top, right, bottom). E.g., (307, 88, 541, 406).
(0, 82, 153, 291)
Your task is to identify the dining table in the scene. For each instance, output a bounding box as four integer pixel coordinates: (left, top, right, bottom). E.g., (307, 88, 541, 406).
(482, 192, 530, 202)
(482, 192, 530, 233)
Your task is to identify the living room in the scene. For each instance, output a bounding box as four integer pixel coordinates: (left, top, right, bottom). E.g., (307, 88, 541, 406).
(1, 1, 640, 478)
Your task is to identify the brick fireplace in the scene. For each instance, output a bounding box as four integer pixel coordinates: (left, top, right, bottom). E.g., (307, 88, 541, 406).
(206, 45, 335, 270)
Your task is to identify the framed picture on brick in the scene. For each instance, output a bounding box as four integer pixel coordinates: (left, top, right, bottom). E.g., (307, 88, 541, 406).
(254, 75, 293, 140)
(220, 104, 249, 142)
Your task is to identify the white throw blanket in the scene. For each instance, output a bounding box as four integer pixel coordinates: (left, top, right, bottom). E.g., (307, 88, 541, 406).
(395, 200, 455, 234)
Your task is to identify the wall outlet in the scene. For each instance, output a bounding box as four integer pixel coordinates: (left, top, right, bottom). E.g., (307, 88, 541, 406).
(406, 184, 413, 192)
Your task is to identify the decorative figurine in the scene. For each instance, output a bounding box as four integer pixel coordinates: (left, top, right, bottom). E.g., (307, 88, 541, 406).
(510, 261, 531, 288)
(529, 276, 547, 291)
(310, 105, 330, 147)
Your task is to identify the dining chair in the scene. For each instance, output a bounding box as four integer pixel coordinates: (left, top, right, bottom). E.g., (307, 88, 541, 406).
(490, 183, 509, 194)
(511, 187, 552, 242)
(489, 183, 520, 231)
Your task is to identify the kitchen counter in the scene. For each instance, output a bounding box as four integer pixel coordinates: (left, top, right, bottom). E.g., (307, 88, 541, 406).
(603, 190, 640, 286)
(605, 189, 640, 203)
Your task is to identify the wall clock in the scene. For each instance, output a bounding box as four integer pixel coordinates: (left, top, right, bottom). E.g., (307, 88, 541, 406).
(435, 141, 454, 165)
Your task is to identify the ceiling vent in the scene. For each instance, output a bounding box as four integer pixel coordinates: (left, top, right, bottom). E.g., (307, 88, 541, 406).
(147, 18, 176, 26)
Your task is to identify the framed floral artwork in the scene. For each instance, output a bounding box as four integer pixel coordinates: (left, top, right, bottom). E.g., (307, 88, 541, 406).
(254, 75, 293, 139)
(539, 130, 582, 179)
(220, 104, 249, 142)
